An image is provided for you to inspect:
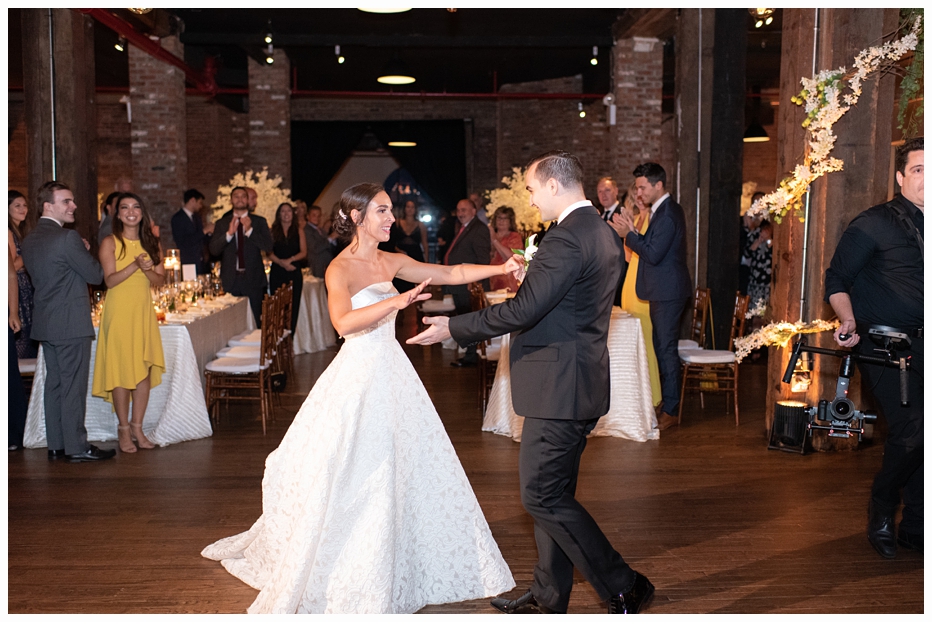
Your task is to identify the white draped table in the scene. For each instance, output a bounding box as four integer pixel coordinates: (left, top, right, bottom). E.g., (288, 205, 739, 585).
(24, 295, 253, 449)
(293, 272, 337, 355)
(483, 307, 659, 442)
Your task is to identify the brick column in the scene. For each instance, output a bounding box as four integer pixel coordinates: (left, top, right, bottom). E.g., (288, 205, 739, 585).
(612, 37, 663, 184)
(128, 35, 188, 242)
(247, 49, 291, 190)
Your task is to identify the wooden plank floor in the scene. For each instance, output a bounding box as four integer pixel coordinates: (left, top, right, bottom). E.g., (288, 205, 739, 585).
(8, 306, 924, 614)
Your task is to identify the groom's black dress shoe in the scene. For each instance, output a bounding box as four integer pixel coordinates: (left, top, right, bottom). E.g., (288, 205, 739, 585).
(65, 445, 116, 463)
(490, 590, 560, 614)
(450, 359, 477, 368)
(48, 449, 66, 461)
(608, 572, 655, 614)
(867, 500, 897, 559)
(897, 529, 923, 553)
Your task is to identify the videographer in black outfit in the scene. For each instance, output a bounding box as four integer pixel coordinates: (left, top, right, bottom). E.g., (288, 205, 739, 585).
(824, 137, 923, 559)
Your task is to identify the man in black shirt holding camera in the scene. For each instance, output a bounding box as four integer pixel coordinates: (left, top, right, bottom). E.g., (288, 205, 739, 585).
(824, 137, 924, 559)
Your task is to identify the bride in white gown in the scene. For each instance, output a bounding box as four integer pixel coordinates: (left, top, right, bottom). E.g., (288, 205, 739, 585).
(202, 183, 519, 613)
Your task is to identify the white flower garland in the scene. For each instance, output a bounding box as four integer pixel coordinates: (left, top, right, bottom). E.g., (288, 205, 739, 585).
(735, 318, 839, 363)
(748, 17, 922, 223)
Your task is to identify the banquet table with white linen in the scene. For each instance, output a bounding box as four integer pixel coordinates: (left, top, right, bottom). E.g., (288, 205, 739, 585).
(482, 306, 659, 442)
(23, 295, 253, 449)
(293, 272, 337, 355)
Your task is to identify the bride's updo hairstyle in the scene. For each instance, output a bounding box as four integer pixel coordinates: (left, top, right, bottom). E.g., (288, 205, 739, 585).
(332, 182, 385, 242)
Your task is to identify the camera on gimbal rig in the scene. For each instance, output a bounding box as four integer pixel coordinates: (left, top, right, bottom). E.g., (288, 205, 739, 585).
(769, 326, 912, 454)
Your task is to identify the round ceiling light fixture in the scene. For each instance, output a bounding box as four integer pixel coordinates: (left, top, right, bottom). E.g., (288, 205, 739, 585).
(377, 56, 416, 85)
(387, 141, 417, 147)
(358, 8, 412, 13)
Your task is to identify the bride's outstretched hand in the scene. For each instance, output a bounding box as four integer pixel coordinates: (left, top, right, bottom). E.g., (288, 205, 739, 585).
(503, 254, 523, 276)
(395, 278, 432, 311)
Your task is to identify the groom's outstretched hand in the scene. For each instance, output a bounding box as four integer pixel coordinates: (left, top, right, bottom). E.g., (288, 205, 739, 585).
(406, 316, 451, 345)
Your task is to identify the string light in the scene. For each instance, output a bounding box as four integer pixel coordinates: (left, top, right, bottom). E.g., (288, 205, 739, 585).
(590, 46, 598, 66)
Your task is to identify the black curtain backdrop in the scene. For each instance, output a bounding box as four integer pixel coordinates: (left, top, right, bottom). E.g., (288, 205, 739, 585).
(291, 120, 467, 212)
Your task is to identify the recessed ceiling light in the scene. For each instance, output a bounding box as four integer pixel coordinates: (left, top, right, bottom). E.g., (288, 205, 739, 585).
(358, 8, 412, 13)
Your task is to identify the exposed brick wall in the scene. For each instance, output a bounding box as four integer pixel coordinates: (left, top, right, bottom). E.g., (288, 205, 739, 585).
(186, 96, 248, 207)
(499, 75, 615, 197)
(247, 50, 291, 190)
(128, 35, 188, 243)
(96, 95, 132, 202)
(612, 37, 664, 189)
(8, 98, 29, 197)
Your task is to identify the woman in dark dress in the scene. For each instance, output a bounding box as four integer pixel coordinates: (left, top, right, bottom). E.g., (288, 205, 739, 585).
(8, 190, 37, 359)
(392, 200, 429, 294)
(268, 202, 307, 332)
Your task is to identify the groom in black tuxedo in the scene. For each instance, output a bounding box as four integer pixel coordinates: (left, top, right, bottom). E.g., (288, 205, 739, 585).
(408, 151, 654, 614)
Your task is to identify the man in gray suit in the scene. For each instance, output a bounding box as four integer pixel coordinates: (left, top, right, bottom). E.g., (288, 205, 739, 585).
(21, 182, 114, 462)
(304, 204, 334, 278)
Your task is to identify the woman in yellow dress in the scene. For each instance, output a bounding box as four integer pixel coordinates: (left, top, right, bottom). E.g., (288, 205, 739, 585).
(92, 193, 166, 453)
(620, 184, 662, 408)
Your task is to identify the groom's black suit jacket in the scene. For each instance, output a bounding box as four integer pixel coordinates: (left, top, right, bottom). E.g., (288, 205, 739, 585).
(449, 206, 621, 420)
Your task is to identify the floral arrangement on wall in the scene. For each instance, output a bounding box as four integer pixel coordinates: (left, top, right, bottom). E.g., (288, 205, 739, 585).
(211, 168, 293, 226)
(747, 15, 922, 224)
(484, 167, 542, 233)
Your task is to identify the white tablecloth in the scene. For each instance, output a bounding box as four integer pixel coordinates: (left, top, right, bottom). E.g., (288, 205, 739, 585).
(293, 273, 337, 355)
(23, 296, 252, 449)
(483, 308, 659, 442)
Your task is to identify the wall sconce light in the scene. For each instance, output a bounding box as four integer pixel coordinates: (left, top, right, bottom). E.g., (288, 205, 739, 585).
(590, 46, 598, 66)
(335, 45, 345, 64)
(114, 36, 127, 52)
(578, 102, 586, 118)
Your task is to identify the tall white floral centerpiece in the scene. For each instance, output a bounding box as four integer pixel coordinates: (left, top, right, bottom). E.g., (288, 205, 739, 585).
(484, 167, 542, 234)
(211, 168, 293, 226)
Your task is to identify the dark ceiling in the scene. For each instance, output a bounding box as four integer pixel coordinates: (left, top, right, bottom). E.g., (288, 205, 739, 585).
(8, 8, 783, 101)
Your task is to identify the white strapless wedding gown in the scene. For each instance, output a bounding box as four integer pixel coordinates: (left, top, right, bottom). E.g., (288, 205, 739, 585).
(201, 282, 514, 613)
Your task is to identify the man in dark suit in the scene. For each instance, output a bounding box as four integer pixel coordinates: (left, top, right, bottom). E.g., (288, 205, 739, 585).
(596, 176, 627, 306)
(209, 186, 273, 326)
(443, 197, 492, 367)
(409, 151, 654, 614)
(614, 162, 692, 430)
(304, 204, 334, 278)
(171, 188, 214, 275)
(21, 181, 114, 463)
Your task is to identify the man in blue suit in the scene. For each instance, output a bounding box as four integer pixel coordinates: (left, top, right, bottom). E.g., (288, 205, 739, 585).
(171, 189, 214, 275)
(615, 163, 692, 431)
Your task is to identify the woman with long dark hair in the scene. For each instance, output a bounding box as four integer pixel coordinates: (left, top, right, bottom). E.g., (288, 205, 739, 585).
(92, 193, 165, 453)
(202, 182, 520, 613)
(268, 202, 307, 331)
(8, 190, 37, 358)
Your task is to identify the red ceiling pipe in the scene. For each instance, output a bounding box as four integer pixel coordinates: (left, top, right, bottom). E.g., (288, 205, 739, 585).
(78, 8, 218, 96)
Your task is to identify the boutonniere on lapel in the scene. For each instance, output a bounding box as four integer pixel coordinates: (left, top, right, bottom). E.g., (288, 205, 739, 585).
(512, 234, 538, 271)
